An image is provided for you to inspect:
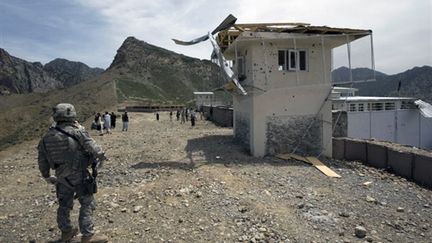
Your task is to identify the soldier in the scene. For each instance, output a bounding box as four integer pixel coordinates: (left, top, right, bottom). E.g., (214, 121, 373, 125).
(37, 103, 108, 243)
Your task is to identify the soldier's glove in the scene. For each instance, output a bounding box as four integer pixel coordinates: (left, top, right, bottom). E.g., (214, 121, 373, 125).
(44, 176, 57, 185)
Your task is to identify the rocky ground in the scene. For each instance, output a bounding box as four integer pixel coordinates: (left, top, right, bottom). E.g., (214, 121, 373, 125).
(0, 112, 431, 243)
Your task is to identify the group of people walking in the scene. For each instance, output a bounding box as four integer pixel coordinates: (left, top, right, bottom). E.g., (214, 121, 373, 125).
(93, 111, 129, 134)
(156, 108, 199, 126)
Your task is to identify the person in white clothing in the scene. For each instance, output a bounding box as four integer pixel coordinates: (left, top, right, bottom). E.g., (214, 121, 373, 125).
(103, 112, 111, 134)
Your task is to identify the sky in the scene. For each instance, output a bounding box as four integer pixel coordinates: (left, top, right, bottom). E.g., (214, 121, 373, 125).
(0, 0, 431, 75)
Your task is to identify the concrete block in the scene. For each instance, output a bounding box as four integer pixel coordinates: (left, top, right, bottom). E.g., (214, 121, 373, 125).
(387, 148, 413, 179)
(332, 138, 345, 160)
(413, 153, 432, 188)
(344, 139, 367, 162)
(367, 143, 388, 169)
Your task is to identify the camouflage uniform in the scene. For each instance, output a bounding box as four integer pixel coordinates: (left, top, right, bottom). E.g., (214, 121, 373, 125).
(38, 104, 105, 239)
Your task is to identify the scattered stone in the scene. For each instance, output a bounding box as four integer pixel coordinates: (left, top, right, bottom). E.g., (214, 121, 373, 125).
(363, 181, 372, 186)
(133, 205, 143, 213)
(238, 206, 248, 213)
(339, 212, 350, 218)
(355, 226, 367, 238)
(365, 236, 374, 242)
(366, 196, 376, 203)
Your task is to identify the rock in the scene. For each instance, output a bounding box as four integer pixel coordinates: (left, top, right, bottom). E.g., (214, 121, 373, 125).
(297, 203, 305, 209)
(339, 212, 350, 218)
(120, 208, 127, 213)
(365, 236, 374, 242)
(355, 226, 367, 238)
(238, 206, 248, 213)
(424, 204, 430, 208)
(363, 181, 372, 186)
(366, 196, 376, 203)
(396, 207, 404, 212)
(133, 206, 143, 213)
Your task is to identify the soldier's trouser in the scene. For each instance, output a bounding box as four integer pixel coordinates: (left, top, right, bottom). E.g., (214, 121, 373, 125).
(56, 182, 96, 236)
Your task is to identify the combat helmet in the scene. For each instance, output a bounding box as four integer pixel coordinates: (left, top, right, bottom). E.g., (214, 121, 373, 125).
(52, 103, 77, 122)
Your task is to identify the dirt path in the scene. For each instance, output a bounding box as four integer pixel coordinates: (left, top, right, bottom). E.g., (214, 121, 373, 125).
(0, 112, 431, 242)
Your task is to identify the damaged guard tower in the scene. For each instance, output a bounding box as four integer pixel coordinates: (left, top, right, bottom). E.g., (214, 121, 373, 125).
(173, 16, 374, 157)
(216, 23, 373, 157)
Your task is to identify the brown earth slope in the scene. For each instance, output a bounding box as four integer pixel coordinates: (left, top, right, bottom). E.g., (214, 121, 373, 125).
(0, 73, 116, 150)
(0, 112, 431, 242)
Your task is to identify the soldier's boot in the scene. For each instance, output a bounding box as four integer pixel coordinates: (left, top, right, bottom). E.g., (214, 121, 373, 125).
(61, 227, 78, 242)
(81, 233, 108, 243)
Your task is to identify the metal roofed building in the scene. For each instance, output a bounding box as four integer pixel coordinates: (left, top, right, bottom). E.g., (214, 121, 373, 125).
(193, 91, 214, 108)
(216, 22, 374, 157)
(332, 96, 432, 149)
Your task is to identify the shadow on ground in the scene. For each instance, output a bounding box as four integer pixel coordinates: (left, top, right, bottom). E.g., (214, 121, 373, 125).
(130, 135, 326, 171)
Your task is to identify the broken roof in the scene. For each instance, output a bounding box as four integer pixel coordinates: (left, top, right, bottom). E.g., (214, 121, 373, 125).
(216, 23, 372, 52)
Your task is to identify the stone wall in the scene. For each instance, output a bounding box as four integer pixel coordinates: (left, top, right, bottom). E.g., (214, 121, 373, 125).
(234, 112, 250, 151)
(332, 111, 347, 137)
(266, 114, 322, 156)
(201, 106, 233, 127)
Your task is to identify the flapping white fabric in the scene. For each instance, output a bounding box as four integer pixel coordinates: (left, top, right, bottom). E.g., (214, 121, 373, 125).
(207, 33, 247, 95)
(415, 100, 432, 118)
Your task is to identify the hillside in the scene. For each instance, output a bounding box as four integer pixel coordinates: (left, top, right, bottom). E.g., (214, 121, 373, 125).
(0, 74, 116, 149)
(107, 36, 227, 104)
(0, 48, 103, 94)
(0, 37, 231, 149)
(333, 66, 432, 103)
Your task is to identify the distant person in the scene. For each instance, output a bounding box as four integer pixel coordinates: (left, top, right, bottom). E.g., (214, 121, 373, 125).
(110, 112, 117, 129)
(209, 106, 214, 121)
(169, 111, 173, 121)
(176, 110, 180, 121)
(37, 103, 108, 243)
(156, 112, 160, 121)
(122, 111, 129, 131)
(103, 112, 111, 134)
(96, 113, 103, 135)
(185, 109, 189, 121)
(180, 109, 186, 124)
(190, 110, 196, 127)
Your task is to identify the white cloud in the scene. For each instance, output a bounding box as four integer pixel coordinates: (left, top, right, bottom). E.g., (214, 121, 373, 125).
(1, 0, 431, 73)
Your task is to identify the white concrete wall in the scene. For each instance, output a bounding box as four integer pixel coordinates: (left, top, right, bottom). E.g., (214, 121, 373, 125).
(232, 37, 333, 157)
(347, 109, 432, 149)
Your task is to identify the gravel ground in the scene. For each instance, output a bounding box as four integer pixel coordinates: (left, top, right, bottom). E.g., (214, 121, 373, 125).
(0, 112, 431, 243)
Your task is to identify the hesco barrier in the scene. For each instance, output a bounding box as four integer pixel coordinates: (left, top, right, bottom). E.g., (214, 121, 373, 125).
(201, 105, 233, 127)
(333, 137, 432, 189)
(118, 105, 184, 112)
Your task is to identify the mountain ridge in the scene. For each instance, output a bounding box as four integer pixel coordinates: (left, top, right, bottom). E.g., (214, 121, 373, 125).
(106, 36, 226, 104)
(0, 48, 103, 94)
(332, 65, 432, 102)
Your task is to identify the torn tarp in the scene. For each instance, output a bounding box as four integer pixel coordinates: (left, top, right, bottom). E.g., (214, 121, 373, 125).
(208, 33, 247, 95)
(172, 14, 237, 45)
(172, 35, 208, 46)
(172, 14, 246, 95)
(415, 100, 432, 118)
